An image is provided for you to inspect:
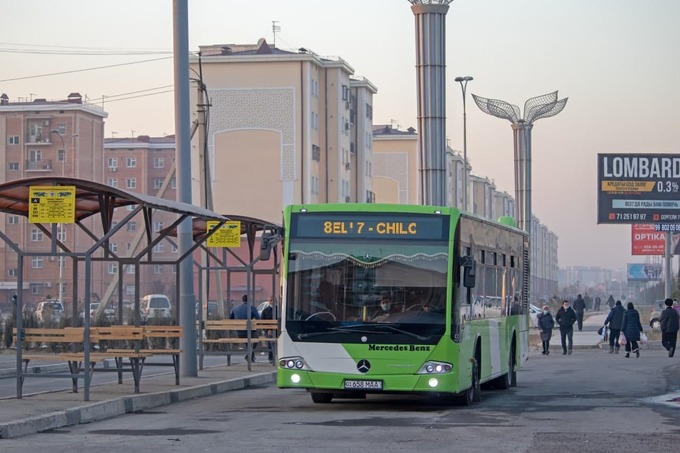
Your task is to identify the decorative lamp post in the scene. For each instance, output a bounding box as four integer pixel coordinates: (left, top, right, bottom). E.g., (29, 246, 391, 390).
(454, 76, 473, 210)
(471, 91, 567, 233)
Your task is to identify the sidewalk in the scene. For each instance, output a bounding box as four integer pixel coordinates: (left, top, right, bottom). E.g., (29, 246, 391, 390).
(0, 360, 276, 439)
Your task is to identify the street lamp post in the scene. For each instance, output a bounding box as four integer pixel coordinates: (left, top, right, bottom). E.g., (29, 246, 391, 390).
(50, 130, 65, 307)
(454, 76, 473, 211)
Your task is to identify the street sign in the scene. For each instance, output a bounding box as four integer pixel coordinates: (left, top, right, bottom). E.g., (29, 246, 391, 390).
(28, 186, 76, 224)
(597, 153, 680, 224)
(206, 220, 241, 247)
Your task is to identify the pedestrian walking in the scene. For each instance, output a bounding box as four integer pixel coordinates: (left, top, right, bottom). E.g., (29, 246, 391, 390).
(621, 302, 643, 358)
(573, 294, 586, 331)
(659, 298, 680, 357)
(594, 295, 601, 311)
(229, 295, 260, 362)
(603, 300, 625, 353)
(555, 300, 577, 355)
(537, 305, 555, 355)
(607, 295, 615, 310)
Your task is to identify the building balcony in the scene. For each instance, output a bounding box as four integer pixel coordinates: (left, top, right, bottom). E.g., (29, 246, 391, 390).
(25, 136, 52, 145)
(25, 159, 53, 171)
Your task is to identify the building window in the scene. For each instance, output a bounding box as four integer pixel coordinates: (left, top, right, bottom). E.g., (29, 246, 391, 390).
(32, 257, 43, 269)
(110, 242, 118, 253)
(170, 177, 176, 189)
(126, 204, 135, 211)
(108, 157, 118, 169)
(342, 84, 349, 101)
(153, 243, 165, 253)
(8, 162, 19, 170)
(107, 263, 118, 274)
(172, 244, 178, 253)
(31, 229, 44, 242)
(57, 124, 66, 135)
(108, 178, 118, 187)
(153, 265, 163, 274)
(8, 215, 19, 224)
(127, 222, 137, 232)
(366, 103, 373, 120)
(57, 149, 65, 162)
(153, 178, 164, 189)
(125, 284, 135, 296)
(153, 157, 165, 168)
(57, 228, 66, 242)
(126, 265, 135, 274)
(30, 283, 44, 295)
(126, 178, 136, 189)
(312, 145, 320, 162)
(8, 136, 19, 145)
(29, 149, 42, 162)
(126, 157, 136, 168)
(154, 221, 164, 232)
(8, 268, 17, 277)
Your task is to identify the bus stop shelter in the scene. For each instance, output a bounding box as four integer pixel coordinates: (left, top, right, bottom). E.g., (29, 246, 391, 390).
(0, 176, 225, 399)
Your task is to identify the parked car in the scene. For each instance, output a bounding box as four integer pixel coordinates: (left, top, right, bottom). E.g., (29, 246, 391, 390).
(529, 304, 541, 328)
(140, 294, 172, 321)
(649, 299, 670, 329)
(196, 301, 219, 319)
(35, 300, 64, 324)
(85, 302, 116, 320)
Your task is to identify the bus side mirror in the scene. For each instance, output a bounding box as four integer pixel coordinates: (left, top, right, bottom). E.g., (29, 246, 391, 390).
(461, 256, 476, 289)
(259, 231, 281, 261)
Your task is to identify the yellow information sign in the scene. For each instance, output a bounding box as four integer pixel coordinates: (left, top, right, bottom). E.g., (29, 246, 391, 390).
(206, 220, 241, 247)
(29, 186, 76, 224)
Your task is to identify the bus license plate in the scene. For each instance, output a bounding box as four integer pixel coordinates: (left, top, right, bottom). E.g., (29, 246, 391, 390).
(344, 380, 383, 390)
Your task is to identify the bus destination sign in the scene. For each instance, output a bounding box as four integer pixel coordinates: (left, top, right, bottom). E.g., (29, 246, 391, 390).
(597, 153, 680, 224)
(292, 213, 448, 241)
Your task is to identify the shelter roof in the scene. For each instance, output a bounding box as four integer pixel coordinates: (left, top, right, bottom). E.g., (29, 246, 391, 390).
(0, 177, 224, 222)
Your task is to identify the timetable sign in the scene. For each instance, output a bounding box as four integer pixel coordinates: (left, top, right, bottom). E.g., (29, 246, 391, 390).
(28, 186, 76, 224)
(206, 220, 241, 247)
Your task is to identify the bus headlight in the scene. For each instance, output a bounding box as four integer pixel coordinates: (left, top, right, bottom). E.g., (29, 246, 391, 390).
(417, 361, 453, 374)
(279, 356, 307, 370)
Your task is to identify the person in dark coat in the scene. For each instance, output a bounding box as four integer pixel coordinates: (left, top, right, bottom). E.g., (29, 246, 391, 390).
(537, 305, 555, 355)
(603, 300, 625, 354)
(229, 295, 260, 362)
(607, 295, 615, 310)
(573, 294, 586, 331)
(621, 301, 643, 358)
(659, 298, 680, 357)
(555, 300, 578, 355)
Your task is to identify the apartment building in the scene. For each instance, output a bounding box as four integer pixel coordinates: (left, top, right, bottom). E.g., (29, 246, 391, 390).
(0, 93, 106, 309)
(189, 38, 377, 223)
(102, 135, 179, 301)
(372, 124, 419, 204)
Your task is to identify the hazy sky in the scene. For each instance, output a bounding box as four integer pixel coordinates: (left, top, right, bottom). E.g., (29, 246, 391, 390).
(3, 0, 679, 271)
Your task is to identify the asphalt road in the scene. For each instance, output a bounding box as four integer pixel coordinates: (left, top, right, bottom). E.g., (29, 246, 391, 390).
(2, 347, 680, 452)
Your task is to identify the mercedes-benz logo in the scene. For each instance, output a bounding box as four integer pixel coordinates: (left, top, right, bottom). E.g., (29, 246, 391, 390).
(357, 359, 371, 373)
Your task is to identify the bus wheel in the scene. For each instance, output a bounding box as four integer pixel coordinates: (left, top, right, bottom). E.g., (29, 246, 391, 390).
(311, 392, 333, 404)
(471, 357, 481, 403)
(509, 342, 517, 387)
(495, 353, 513, 390)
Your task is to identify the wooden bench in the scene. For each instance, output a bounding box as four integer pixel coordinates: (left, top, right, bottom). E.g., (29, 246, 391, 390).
(200, 319, 278, 365)
(14, 326, 152, 393)
(107, 325, 183, 384)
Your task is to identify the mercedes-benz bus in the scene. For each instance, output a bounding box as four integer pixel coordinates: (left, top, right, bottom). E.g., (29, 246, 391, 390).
(277, 203, 530, 404)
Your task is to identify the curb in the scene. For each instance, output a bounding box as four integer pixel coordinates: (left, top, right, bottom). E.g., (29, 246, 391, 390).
(0, 371, 277, 439)
(0, 362, 71, 379)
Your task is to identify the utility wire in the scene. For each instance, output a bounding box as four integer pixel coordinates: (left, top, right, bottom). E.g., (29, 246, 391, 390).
(0, 56, 173, 83)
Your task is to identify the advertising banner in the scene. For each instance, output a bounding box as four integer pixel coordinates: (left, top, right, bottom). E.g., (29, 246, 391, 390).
(631, 224, 665, 255)
(627, 263, 662, 281)
(597, 153, 680, 224)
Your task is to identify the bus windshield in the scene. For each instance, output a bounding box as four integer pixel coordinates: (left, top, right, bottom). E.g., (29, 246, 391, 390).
(285, 238, 448, 343)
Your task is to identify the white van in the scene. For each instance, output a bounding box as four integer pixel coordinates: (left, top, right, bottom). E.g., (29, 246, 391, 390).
(140, 294, 172, 321)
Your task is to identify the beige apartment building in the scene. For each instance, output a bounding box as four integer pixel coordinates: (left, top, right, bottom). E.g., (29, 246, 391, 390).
(0, 93, 106, 310)
(189, 38, 377, 223)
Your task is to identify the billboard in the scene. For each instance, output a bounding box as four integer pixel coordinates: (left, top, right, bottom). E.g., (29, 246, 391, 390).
(597, 153, 680, 224)
(627, 263, 662, 281)
(631, 224, 665, 255)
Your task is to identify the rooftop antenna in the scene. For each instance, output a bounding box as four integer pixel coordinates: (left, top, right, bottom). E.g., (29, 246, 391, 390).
(272, 21, 280, 48)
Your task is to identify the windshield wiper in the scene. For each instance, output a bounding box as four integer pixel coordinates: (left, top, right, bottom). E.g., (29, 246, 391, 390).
(297, 326, 388, 339)
(371, 324, 430, 341)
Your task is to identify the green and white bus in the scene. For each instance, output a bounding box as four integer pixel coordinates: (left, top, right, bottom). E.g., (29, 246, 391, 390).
(277, 203, 530, 404)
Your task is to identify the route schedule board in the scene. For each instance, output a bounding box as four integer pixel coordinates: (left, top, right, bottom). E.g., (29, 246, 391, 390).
(28, 186, 76, 224)
(597, 153, 680, 224)
(206, 220, 241, 247)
